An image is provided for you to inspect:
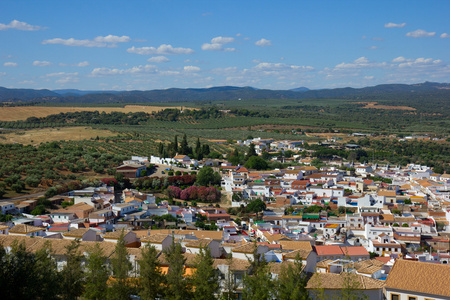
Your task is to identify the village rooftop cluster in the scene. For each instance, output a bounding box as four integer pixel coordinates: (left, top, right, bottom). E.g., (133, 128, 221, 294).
(1, 136, 450, 299)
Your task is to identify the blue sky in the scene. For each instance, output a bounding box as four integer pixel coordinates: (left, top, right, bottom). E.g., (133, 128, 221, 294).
(0, 0, 449, 90)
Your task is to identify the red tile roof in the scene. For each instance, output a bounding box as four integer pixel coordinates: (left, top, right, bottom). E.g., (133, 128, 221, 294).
(315, 245, 343, 256)
(340, 246, 370, 257)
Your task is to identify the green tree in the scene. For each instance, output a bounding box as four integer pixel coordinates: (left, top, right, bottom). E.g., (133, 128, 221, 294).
(25, 175, 41, 188)
(192, 247, 219, 300)
(196, 166, 221, 186)
(220, 256, 238, 300)
(139, 244, 165, 300)
(244, 156, 268, 170)
(247, 198, 266, 213)
(246, 143, 257, 160)
(11, 181, 25, 193)
(164, 240, 191, 300)
(229, 148, 242, 166)
(340, 272, 367, 300)
(34, 241, 60, 300)
(194, 137, 204, 160)
(109, 231, 133, 300)
(179, 134, 192, 156)
(1, 240, 38, 300)
(83, 243, 109, 300)
(275, 254, 310, 300)
(243, 243, 274, 300)
(60, 239, 85, 300)
(311, 158, 323, 168)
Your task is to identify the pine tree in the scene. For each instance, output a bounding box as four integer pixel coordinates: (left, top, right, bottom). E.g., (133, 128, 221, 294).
(60, 239, 85, 300)
(220, 256, 238, 300)
(164, 240, 191, 300)
(83, 243, 109, 300)
(275, 254, 310, 300)
(191, 247, 219, 300)
(109, 230, 133, 300)
(139, 244, 165, 300)
(34, 241, 60, 300)
(246, 143, 257, 160)
(2, 240, 38, 300)
(242, 243, 274, 300)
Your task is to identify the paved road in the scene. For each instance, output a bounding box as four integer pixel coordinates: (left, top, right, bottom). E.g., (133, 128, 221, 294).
(0, 191, 46, 203)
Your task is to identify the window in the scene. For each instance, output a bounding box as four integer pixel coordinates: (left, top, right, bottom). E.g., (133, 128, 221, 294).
(391, 294, 399, 300)
(408, 297, 417, 300)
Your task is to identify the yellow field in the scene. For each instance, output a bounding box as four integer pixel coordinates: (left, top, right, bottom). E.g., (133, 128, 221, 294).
(356, 102, 416, 111)
(0, 127, 116, 145)
(0, 105, 182, 121)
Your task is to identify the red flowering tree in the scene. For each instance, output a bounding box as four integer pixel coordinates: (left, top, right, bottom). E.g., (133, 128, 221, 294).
(101, 178, 118, 186)
(167, 186, 182, 199)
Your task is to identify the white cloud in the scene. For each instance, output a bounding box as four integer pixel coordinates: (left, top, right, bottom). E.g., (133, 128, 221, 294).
(252, 62, 314, 73)
(42, 35, 131, 47)
(3, 62, 17, 67)
(255, 38, 272, 47)
(0, 20, 44, 31)
(364, 76, 374, 80)
(127, 44, 194, 55)
(91, 67, 124, 76)
(91, 64, 158, 76)
(93, 35, 130, 43)
(127, 65, 158, 74)
(211, 36, 235, 44)
(201, 43, 222, 51)
(406, 29, 436, 38)
(59, 61, 90, 67)
(384, 22, 406, 28)
(18, 80, 35, 85)
(392, 56, 408, 63)
(76, 61, 90, 67)
(334, 57, 386, 69)
(56, 77, 79, 84)
(46, 72, 79, 77)
(354, 57, 369, 64)
(202, 36, 235, 51)
(441, 33, 450, 38)
(397, 57, 443, 68)
(367, 46, 378, 50)
(184, 66, 201, 72)
(33, 60, 52, 67)
(43, 72, 79, 84)
(147, 56, 170, 63)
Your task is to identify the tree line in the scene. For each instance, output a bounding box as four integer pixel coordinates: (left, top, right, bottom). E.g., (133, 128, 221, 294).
(0, 233, 313, 300)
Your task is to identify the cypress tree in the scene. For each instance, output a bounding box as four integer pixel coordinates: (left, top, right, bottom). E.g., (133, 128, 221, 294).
(164, 240, 191, 300)
(191, 246, 219, 300)
(109, 230, 133, 300)
(139, 244, 165, 300)
(83, 243, 109, 300)
(60, 240, 85, 300)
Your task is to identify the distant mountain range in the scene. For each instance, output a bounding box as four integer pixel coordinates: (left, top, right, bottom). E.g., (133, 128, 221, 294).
(1, 82, 449, 103)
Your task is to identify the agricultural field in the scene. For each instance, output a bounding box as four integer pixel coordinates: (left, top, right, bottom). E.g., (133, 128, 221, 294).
(0, 105, 189, 121)
(0, 127, 117, 145)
